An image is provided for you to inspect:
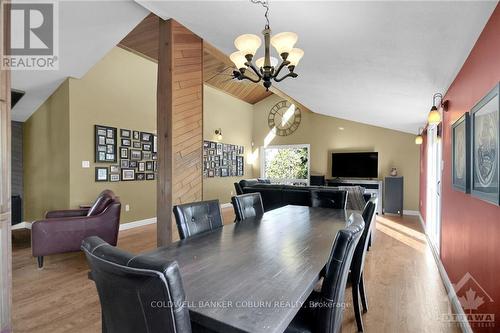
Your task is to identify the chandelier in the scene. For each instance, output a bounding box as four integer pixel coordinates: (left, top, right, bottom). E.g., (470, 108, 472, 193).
(230, 0, 304, 91)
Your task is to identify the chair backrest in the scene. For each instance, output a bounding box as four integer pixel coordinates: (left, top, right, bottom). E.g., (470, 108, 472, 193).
(81, 236, 192, 333)
(350, 198, 377, 284)
(311, 190, 348, 209)
(87, 190, 119, 216)
(317, 213, 364, 333)
(234, 182, 244, 195)
(173, 200, 223, 240)
(231, 193, 264, 222)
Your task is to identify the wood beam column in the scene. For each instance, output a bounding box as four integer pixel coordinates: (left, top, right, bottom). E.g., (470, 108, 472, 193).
(0, 0, 12, 330)
(157, 19, 203, 246)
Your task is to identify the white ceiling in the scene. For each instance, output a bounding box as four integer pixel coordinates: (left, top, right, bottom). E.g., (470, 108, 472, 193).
(137, 0, 496, 134)
(11, 1, 149, 122)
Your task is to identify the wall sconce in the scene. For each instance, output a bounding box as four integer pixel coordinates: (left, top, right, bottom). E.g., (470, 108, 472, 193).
(415, 127, 423, 145)
(215, 128, 223, 141)
(427, 93, 449, 125)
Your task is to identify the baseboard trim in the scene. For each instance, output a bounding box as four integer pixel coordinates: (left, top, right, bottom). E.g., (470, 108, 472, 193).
(119, 217, 157, 231)
(417, 214, 472, 333)
(403, 210, 420, 216)
(11, 221, 31, 230)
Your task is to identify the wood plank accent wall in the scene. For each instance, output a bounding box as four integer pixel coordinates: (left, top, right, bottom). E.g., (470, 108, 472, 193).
(0, 0, 12, 330)
(157, 19, 203, 246)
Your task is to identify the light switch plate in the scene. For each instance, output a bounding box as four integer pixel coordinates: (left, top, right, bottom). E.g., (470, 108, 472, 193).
(82, 161, 90, 168)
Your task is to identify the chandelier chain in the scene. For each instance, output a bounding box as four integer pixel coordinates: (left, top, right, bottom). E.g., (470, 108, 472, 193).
(250, 0, 270, 27)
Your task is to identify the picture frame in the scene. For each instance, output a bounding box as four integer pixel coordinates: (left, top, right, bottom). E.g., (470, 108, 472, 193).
(130, 150, 142, 160)
(120, 129, 131, 138)
(470, 82, 499, 205)
(138, 162, 145, 172)
(133, 141, 141, 149)
(146, 173, 155, 180)
(452, 113, 470, 193)
(95, 125, 117, 163)
(121, 139, 131, 147)
(110, 165, 120, 174)
(129, 161, 138, 168)
(95, 167, 108, 182)
(141, 132, 152, 142)
(153, 135, 157, 153)
(142, 151, 152, 160)
(142, 143, 151, 151)
(121, 168, 135, 181)
(133, 131, 140, 140)
(120, 159, 129, 168)
(120, 147, 129, 159)
(146, 161, 153, 171)
(136, 173, 145, 181)
(109, 174, 120, 182)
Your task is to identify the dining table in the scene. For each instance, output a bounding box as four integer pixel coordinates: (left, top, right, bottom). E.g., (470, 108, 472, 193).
(143, 205, 359, 333)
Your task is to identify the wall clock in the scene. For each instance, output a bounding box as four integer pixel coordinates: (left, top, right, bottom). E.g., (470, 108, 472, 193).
(268, 100, 301, 136)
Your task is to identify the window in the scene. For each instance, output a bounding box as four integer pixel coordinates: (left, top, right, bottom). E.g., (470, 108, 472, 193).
(260, 144, 310, 185)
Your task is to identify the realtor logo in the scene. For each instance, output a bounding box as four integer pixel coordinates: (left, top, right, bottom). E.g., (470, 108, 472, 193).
(2, 1, 59, 70)
(442, 272, 495, 329)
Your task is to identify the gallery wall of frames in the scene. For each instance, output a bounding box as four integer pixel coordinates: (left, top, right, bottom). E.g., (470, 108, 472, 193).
(203, 140, 244, 178)
(94, 125, 157, 182)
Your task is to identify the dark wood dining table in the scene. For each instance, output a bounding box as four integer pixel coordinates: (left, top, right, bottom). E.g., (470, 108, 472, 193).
(144, 205, 358, 333)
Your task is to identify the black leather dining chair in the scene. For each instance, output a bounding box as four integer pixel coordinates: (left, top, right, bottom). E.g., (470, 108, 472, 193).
(81, 236, 192, 333)
(310, 189, 348, 209)
(350, 198, 377, 332)
(231, 193, 265, 222)
(285, 213, 365, 333)
(173, 200, 223, 240)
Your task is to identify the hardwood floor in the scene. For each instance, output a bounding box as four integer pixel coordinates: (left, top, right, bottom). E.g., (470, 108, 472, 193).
(11, 210, 460, 333)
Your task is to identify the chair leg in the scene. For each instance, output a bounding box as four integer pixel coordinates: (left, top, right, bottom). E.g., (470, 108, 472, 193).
(359, 272, 368, 313)
(37, 256, 44, 269)
(352, 282, 364, 332)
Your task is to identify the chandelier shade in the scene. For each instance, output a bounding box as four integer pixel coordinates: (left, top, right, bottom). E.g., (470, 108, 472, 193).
(234, 34, 262, 56)
(230, 51, 248, 70)
(287, 48, 304, 67)
(270, 32, 298, 56)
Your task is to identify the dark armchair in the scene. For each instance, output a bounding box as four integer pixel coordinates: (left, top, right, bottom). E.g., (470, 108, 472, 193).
(31, 190, 121, 268)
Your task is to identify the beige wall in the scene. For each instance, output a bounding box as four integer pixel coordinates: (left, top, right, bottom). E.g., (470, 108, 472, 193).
(68, 47, 157, 224)
(203, 85, 254, 203)
(252, 94, 420, 211)
(23, 80, 70, 221)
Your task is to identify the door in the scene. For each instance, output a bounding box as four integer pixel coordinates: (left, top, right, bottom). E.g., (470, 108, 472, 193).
(425, 125, 442, 253)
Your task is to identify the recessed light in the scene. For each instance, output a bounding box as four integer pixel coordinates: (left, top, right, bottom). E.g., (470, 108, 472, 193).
(338, 127, 344, 131)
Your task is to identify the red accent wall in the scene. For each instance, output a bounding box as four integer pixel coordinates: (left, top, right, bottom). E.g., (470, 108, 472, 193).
(420, 5, 500, 331)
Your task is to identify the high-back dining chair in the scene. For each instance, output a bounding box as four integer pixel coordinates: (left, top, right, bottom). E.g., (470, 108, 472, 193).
(350, 198, 377, 332)
(173, 200, 223, 240)
(285, 213, 365, 333)
(231, 193, 265, 222)
(310, 189, 348, 209)
(81, 236, 192, 333)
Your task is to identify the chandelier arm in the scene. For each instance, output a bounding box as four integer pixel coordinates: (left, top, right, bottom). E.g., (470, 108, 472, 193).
(273, 72, 298, 82)
(272, 60, 291, 79)
(239, 73, 262, 83)
(246, 62, 263, 79)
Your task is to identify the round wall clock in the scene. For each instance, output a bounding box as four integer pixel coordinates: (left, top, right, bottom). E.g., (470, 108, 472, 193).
(268, 100, 301, 136)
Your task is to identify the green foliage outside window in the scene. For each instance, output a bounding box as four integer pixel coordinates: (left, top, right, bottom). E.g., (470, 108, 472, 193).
(265, 147, 309, 181)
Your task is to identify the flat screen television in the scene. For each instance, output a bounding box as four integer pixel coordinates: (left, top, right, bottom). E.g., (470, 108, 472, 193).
(331, 152, 378, 178)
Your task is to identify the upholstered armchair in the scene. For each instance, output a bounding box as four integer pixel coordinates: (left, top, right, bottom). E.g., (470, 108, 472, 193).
(31, 190, 121, 268)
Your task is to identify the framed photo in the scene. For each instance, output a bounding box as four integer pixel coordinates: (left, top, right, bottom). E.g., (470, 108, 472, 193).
(120, 147, 129, 159)
(152, 153, 157, 160)
(141, 132, 152, 142)
(95, 125, 117, 163)
(110, 165, 120, 174)
(220, 167, 228, 177)
(129, 161, 138, 168)
(146, 173, 155, 180)
(138, 162, 145, 172)
(120, 129, 131, 138)
(143, 151, 152, 160)
(121, 139, 131, 147)
(110, 174, 120, 182)
(142, 143, 151, 151)
(146, 161, 153, 171)
(133, 131, 140, 140)
(120, 159, 129, 168)
(136, 173, 145, 181)
(208, 170, 215, 177)
(95, 167, 108, 182)
(153, 161, 157, 171)
(153, 135, 157, 153)
(130, 150, 142, 160)
(133, 141, 141, 149)
(452, 113, 471, 193)
(470, 83, 499, 205)
(121, 168, 135, 181)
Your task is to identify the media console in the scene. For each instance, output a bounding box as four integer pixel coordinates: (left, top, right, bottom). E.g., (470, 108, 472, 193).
(326, 178, 383, 215)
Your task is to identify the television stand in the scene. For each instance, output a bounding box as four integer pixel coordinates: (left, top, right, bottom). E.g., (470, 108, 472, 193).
(326, 178, 383, 215)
